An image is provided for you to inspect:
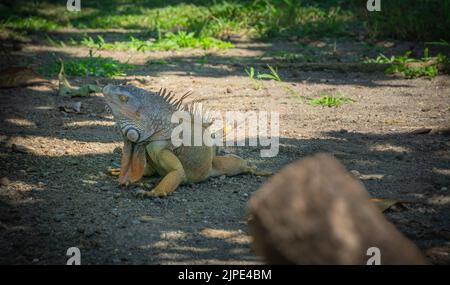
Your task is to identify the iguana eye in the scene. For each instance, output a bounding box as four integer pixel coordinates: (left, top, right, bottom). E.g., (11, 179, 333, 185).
(119, 95, 128, 103)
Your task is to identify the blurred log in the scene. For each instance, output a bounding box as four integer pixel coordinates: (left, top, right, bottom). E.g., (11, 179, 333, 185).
(248, 153, 429, 265)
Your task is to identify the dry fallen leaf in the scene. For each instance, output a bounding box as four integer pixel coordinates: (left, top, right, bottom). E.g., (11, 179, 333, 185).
(410, 128, 432, 135)
(370, 198, 407, 212)
(0, 67, 51, 88)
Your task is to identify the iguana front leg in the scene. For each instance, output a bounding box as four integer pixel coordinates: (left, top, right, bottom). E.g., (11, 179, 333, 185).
(138, 143, 186, 198)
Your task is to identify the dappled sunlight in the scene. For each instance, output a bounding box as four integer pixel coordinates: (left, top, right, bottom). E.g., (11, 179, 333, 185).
(133, 227, 258, 264)
(427, 195, 450, 206)
(432, 167, 450, 177)
(63, 120, 115, 128)
(3, 136, 119, 156)
(1, 180, 43, 193)
(369, 143, 412, 153)
(4, 118, 36, 128)
(200, 228, 251, 245)
(34, 106, 54, 111)
(160, 230, 188, 240)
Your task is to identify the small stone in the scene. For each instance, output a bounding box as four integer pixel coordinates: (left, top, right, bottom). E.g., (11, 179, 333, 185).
(131, 219, 141, 225)
(113, 193, 121, 199)
(53, 215, 64, 222)
(243, 193, 249, 198)
(310, 41, 327, 48)
(410, 128, 432, 135)
(85, 228, 96, 237)
(100, 186, 110, 192)
(360, 174, 384, 180)
(72, 102, 82, 113)
(138, 215, 154, 223)
(441, 187, 448, 191)
(350, 170, 361, 178)
(152, 197, 163, 204)
(384, 41, 395, 48)
(32, 258, 39, 263)
(0, 177, 10, 186)
(226, 87, 232, 93)
(219, 175, 226, 180)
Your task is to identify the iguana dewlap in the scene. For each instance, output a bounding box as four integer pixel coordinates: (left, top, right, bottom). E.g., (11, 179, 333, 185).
(103, 84, 270, 197)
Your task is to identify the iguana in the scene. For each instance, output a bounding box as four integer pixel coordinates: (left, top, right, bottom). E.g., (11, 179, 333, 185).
(103, 84, 271, 197)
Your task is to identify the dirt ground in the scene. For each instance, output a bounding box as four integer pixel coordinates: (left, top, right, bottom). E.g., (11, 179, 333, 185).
(0, 36, 449, 264)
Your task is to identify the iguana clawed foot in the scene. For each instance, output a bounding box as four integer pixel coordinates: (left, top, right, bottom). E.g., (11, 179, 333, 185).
(108, 167, 121, 176)
(135, 188, 169, 198)
(248, 165, 273, 176)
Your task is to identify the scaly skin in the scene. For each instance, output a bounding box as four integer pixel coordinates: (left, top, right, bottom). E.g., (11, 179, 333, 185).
(103, 84, 270, 197)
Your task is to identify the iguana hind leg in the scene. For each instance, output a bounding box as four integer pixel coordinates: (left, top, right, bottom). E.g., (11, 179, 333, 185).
(210, 154, 272, 177)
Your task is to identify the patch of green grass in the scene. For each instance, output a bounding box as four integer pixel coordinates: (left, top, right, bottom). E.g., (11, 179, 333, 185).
(0, 0, 356, 40)
(284, 87, 352, 107)
(1, 16, 61, 31)
(425, 39, 450, 47)
(244, 65, 282, 90)
(42, 53, 135, 77)
(365, 49, 447, 78)
(391, 65, 438, 78)
(244, 66, 263, 90)
(257, 65, 282, 82)
(74, 32, 233, 51)
(310, 92, 353, 107)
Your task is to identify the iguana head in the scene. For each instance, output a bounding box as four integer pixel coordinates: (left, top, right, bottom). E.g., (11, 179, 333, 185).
(103, 84, 150, 143)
